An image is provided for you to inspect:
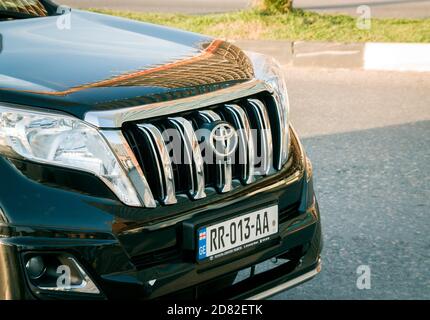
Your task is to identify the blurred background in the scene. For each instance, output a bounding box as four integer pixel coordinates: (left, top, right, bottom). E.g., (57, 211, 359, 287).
(62, 0, 430, 18)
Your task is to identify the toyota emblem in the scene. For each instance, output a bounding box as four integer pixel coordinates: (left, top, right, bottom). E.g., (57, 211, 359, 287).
(208, 122, 238, 158)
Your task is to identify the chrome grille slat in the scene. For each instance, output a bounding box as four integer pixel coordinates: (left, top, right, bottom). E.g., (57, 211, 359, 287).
(169, 117, 206, 200)
(101, 130, 157, 208)
(198, 110, 220, 122)
(247, 99, 273, 176)
(198, 110, 233, 193)
(224, 104, 256, 184)
(121, 93, 285, 208)
(272, 92, 289, 170)
(137, 124, 177, 205)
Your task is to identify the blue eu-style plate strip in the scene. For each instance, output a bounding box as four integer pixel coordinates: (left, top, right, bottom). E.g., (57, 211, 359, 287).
(198, 227, 207, 261)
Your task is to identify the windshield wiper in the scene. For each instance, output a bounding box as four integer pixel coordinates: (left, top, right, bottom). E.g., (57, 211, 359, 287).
(0, 10, 40, 20)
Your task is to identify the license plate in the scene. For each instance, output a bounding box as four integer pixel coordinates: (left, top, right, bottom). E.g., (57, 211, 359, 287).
(197, 205, 278, 261)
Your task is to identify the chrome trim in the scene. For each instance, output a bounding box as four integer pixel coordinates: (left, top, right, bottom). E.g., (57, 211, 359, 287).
(100, 130, 157, 208)
(272, 92, 289, 170)
(246, 258, 322, 300)
(137, 124, 177, 205)
(122, 125, 304, 232)
(84, 80, 271, 128)
(224, 104, 255, 184)
(37, 257, 100, 294)
(198, 110, 221, 123)
(248, 98, 273, 176)
(198, 110, 233, 193)
(305, 156, 313, 183)
(169, 117, 206, 200)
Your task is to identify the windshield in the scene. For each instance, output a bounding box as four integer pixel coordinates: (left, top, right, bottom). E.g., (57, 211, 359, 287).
(0, 0, 49, 19)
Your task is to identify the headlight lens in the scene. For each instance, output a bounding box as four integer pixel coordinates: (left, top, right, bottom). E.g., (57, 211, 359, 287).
(246, 51, 290, 169)
(0, 105, 141, 206)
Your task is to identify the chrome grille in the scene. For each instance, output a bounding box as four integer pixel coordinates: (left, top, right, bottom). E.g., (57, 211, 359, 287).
(122, 92, 285, 207)
(137, 124, 177, 205)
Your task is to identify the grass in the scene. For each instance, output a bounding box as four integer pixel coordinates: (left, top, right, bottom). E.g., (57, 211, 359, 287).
(88, 8, 430, 43)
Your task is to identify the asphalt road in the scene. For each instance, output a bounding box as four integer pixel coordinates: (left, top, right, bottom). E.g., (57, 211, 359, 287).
(271, 68, 430, 299)
(295, 0, 430, 18)
(60, 0, 253, 14)
(61, 0, 430, 18)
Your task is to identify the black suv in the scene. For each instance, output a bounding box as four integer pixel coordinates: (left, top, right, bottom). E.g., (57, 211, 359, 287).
(0, 0, 322, 300)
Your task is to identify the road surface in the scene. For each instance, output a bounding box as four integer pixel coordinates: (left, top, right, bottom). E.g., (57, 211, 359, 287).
(295, 0, 430, 18)
(272, 68, 430, 299)
(61, 0, 430, 18)
(60, 0, 252, 14)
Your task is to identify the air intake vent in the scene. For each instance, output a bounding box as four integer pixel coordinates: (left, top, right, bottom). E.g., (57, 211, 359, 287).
(123, 92, 286, 207)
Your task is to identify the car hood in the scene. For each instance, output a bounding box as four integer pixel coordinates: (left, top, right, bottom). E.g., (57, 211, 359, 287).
(0, 10, 254, 120)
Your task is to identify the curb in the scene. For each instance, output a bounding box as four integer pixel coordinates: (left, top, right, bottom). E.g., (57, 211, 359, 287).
(363, 43, 430, 72)
(232, 40, 430, 72)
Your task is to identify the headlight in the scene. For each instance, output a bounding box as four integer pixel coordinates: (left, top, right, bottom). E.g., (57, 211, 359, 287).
(246, 51, 290, 169)
(0, 104, 141, 206)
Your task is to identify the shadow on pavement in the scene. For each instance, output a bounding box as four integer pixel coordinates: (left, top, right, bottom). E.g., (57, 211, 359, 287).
(275, 120, 430, 299)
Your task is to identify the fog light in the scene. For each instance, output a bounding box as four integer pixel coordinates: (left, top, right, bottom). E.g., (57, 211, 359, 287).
(25, 256, 46, 280)
(23, 253, 100, 295)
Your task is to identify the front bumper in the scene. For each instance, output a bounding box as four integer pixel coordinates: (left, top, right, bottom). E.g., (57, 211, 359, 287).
(0, 127, 322, 300)
(247, 257, 322, 300)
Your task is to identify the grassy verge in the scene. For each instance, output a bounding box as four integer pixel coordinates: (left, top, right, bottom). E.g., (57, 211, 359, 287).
(89, 8, 430, 43)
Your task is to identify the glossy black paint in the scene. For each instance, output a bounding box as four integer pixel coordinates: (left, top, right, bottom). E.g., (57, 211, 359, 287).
(0, 4, 252, 119)
(0, 3, 322, 299)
